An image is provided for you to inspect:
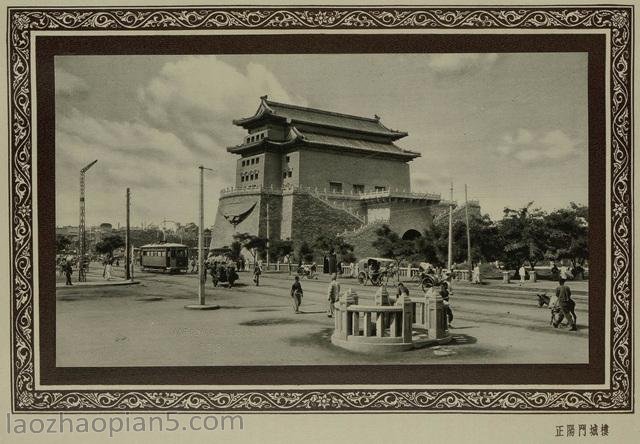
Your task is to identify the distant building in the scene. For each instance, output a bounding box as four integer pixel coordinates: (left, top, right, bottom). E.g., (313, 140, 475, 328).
(210, 97, 443, 258)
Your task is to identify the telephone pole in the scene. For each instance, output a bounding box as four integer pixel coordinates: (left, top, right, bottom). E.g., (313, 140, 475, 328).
(265, 202, 270, 265)
(464, 184, 472, 280)
(125, 188, 131, 280)
(185, 165, 219, 310)
(447, 182, 453, 271)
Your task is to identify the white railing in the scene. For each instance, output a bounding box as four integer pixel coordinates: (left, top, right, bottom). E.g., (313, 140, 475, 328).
(220, 185, 440, 202)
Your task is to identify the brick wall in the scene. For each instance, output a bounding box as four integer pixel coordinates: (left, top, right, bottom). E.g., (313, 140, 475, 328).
(290, 192, 363, 258)
(298, 148, 411, 193)
(342, 222, 387, 259)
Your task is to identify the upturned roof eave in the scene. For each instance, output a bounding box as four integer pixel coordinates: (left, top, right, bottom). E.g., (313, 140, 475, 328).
(300, 140, 421, 160)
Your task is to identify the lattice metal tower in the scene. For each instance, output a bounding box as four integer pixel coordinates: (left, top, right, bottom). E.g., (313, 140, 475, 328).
(78, 160, 98, 282)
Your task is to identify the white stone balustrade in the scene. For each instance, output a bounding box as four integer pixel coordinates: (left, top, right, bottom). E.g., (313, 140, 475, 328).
(331, 291, 414, 353)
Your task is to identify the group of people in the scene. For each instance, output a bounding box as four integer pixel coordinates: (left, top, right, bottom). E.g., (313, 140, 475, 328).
(203, 255, 239, 288)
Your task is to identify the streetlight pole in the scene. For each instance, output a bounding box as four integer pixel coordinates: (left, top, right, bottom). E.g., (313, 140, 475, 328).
(185, 165, 219, 310)
(78, 159, 98, 282)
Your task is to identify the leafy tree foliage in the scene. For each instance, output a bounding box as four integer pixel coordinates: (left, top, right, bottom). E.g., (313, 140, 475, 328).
(233, 232, 268, 265)
(499, 202, 549, 270)
(312, 234, 354, 258)
(56, 235, 72, 254)
(94, 235, 125, 256)
(372, 225, 418, 281)
(268, 239, 294, 262)
(545, 202, 588, 267)
(297, 241, 315, 264)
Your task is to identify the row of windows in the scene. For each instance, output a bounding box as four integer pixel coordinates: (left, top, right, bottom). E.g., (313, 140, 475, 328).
(142, 249, 187, 257)
(245, 132, 267, 144)
(328, 183, 387, 193)
(241, 172, 259, 182)
(241, 157, 260, 167)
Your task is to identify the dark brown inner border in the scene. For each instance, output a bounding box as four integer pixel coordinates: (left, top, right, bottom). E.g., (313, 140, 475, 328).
(37, 33, 605, 386)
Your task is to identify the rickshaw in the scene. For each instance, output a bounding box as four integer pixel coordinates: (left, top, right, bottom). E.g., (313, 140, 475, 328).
(356, 257, 396, 286)
(416, 262, 441, 292)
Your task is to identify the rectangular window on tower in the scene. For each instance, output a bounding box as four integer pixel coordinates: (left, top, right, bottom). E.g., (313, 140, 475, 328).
(374, 186, 387, 192)
(329, 182, 343, 193)
(353, 184, 365, 194)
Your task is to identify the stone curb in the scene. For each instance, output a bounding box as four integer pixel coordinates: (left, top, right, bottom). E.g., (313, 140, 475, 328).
(56, 280, 140, 290)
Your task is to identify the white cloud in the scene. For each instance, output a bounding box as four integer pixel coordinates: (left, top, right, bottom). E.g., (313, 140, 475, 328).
(55, 56, 302, 226)
(494, 129, 579, 164)
(55, 69, 89, 99)
(137, 56, 306, 153)
(426, 54, 498, 76)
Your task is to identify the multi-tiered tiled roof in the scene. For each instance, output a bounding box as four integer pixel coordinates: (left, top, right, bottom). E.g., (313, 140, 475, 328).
(228, 97, 420, 160)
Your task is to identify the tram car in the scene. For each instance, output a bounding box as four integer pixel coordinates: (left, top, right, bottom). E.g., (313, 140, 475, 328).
(139, 243, 189, 273)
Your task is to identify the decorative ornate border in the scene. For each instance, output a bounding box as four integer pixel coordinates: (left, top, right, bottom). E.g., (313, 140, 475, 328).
(7, 6, 633, 411)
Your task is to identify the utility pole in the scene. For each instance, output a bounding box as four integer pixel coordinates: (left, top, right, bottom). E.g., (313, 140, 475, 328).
(78, 159, 98, 282)
(185, 165, 219, 310)
(464, 184, 472, 280)
(265, 201, 270, 265)
(447, 182, 453, 271)
(125, 188, 131, 280)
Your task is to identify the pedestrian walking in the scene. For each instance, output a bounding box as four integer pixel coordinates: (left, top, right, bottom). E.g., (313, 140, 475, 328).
(472, 264, 481, 284)
(519, 265, 526, 286)
(64, 261, 73, 286)
(327, 273, 341, 318)
(291, 276, 303, 313)
(210, 262, 218, 287)
(552, 278, 577, 331)
(190, 258, 196, 273)
(227, 264, 238, 288)
(253, 262, 262, 286)
(104, 258, 113, 281)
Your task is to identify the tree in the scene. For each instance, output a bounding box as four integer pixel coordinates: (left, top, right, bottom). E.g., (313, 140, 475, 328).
(94, 235, 125, 257)
(545, 203, 588, 267)
(415, 224, 448, 267)
(269, 239, 294, 262)
(499, 202, 549, 271)
(297, 241, 314, 264)
(228, 240, 243, 262)
(233, 232, 267, 265)
(312, 234, 354, 257)
(56, 235, 72, 254)
(372, 224, 417, 282)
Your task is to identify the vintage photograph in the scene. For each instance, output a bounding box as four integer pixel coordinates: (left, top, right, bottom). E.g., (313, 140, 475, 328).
(5, 2, 633, 418)
(55, 52, 590, 367)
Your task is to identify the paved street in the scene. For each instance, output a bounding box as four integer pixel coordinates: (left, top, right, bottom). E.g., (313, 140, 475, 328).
(56, 266, 589, 366)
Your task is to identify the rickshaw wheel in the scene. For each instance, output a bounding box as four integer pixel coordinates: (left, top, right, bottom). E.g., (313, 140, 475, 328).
(421, 276, 435, 292)
(371, 275, 382, 286)
(357, 272, 366, 285)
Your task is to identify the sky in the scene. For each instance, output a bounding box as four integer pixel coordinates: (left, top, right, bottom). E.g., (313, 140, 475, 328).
(54, 52, 588, 228)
